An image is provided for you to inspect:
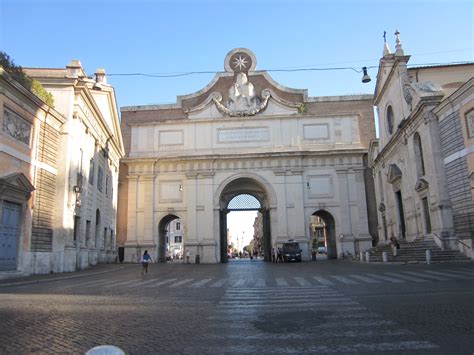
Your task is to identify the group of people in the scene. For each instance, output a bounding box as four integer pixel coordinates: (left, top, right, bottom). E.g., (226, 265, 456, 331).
(272, 247, 284, 263)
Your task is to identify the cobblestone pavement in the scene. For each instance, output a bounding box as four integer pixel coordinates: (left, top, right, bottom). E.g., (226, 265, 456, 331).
(0, 260, 473, 354)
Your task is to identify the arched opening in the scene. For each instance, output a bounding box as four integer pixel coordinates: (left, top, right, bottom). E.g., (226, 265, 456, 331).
(94, 209, 101, 249)
(310, 210, 336, 259)
(219, 177, 272, 263)
(157, 214, 183, 263)
(386, 105, 394, 135)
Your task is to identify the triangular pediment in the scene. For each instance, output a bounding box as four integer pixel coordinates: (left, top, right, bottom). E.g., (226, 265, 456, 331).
(387, 164, 402, 183)
(0, 173, 35, 197)
(414, 178, 429, 192)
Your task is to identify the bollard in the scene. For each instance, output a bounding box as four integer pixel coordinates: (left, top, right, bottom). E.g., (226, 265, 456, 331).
(365, 251, 370, 263)
(85, 345, 125, 355)
(195, 254, 200, 264)
(392, 246, 397, 257)
(360, 252, 364, 262)
(425, 250, 431, 264)
(382, 251, 388, 263)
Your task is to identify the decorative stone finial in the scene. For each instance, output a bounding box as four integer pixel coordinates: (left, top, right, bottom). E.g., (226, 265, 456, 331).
(383, 30, 392, 57)
(66, 59, 83, 78)
(95, 68, 106, 84)
(224, 48, 257, 73)
(395, 29, 404, 56)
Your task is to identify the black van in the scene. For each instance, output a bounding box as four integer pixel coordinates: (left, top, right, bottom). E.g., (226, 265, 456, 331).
(282, 241, 302, 262)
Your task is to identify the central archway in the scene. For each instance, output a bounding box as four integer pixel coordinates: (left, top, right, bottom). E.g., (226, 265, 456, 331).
(218, 177, 272, 263)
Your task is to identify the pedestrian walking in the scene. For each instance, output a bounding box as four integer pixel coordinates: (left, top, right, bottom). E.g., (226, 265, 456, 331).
(277, 247, 283, 263)
(186, 250, 191, 264)
(141, 250, 152, 275)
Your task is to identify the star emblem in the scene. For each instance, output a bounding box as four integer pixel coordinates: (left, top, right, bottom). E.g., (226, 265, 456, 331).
(233, 55, 248, 70)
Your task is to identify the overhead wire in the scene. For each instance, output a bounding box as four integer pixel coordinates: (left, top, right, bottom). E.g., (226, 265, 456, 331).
(106, 60, 473, 78)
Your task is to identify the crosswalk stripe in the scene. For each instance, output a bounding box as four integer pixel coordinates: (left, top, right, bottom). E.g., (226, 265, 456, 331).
(330, 275, 358, 285)
(424, 270, 474, 279)
(129, 278, 161, 286)
(190, 278, 213, 287)
(255, 279, 266, 287)
(233, 279, 247, 287)
(144, 278, 177, 288)
(366, 273, 405, 283)
(294, 277, 311, 286)
(448, 268, 474, 276)
(73, 279, 110, 287)
(312, 276, 335, 286)
(217, 301, 359, 308)
(200, 341, 438, 352)
(275, 277, 288, 286)
(169, 278, 194, 287)
(210, 279, 227, 287)
(349, 275, 381, 283)
(384, 272, 427, 282)
(225, 290, 340, 300)
(401, 271, 449, 281)
(103, 279, 140, 288)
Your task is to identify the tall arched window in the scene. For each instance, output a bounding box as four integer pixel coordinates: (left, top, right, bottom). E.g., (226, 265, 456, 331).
(386, 105, 394, 135)
(413, 132, 425, 177)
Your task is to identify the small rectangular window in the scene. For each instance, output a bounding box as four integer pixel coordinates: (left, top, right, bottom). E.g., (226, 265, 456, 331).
(105, 175, 109, 195)
(89, 159, 94, 185)
(73, 216, 80, 243)
(97, 166, 104, 192)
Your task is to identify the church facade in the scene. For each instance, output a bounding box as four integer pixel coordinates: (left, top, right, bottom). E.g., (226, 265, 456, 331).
(369, 32, 474, 258)
(117, 48, 376, 263)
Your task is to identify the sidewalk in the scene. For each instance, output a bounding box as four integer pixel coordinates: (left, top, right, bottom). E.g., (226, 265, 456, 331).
(0, 264, 126, 287)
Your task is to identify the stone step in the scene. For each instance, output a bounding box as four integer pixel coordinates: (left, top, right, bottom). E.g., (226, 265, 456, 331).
(363, 237, 469, 263)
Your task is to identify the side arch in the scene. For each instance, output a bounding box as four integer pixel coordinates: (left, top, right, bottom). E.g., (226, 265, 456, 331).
(157, 213, 184, 263)
(310, 209, 337, 259)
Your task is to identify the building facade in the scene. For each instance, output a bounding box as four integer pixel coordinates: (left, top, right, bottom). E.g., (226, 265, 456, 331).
(20, 61, 124, 273)
(118, 48, 376, 263)
(369, 32, 474, 258)
(0, 68, 64, 275)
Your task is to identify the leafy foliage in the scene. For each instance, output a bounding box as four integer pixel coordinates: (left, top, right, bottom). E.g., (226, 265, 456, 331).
(0, 51, 54, 107)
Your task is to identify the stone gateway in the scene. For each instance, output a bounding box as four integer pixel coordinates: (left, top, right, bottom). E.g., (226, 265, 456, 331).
(117, 48, 376, 263)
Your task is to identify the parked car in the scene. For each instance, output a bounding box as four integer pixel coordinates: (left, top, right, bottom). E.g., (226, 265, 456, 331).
(317, 246, 327, 254)
(282, 241, 302, 262)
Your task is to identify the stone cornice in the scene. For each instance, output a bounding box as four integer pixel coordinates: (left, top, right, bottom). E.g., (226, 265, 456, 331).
(121, 148, 368, 165)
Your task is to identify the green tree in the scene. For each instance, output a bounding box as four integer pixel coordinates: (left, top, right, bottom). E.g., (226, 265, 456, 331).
(0, 51, 54, 107)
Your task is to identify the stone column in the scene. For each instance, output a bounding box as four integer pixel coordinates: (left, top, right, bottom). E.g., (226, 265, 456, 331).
(124, 175, 139, 262)
(336, 169, 352, 236)
(424, 110, 455, 243)
(142, 174, 155, 247)
(274, 169, 288, 243)
(185, 172, 198, 244)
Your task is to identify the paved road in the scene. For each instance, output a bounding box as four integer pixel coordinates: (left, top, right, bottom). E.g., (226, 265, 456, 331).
(0, 260, 473, 354)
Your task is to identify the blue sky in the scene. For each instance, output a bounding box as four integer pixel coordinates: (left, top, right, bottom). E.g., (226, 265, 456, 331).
(1, 0, 472, 110)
